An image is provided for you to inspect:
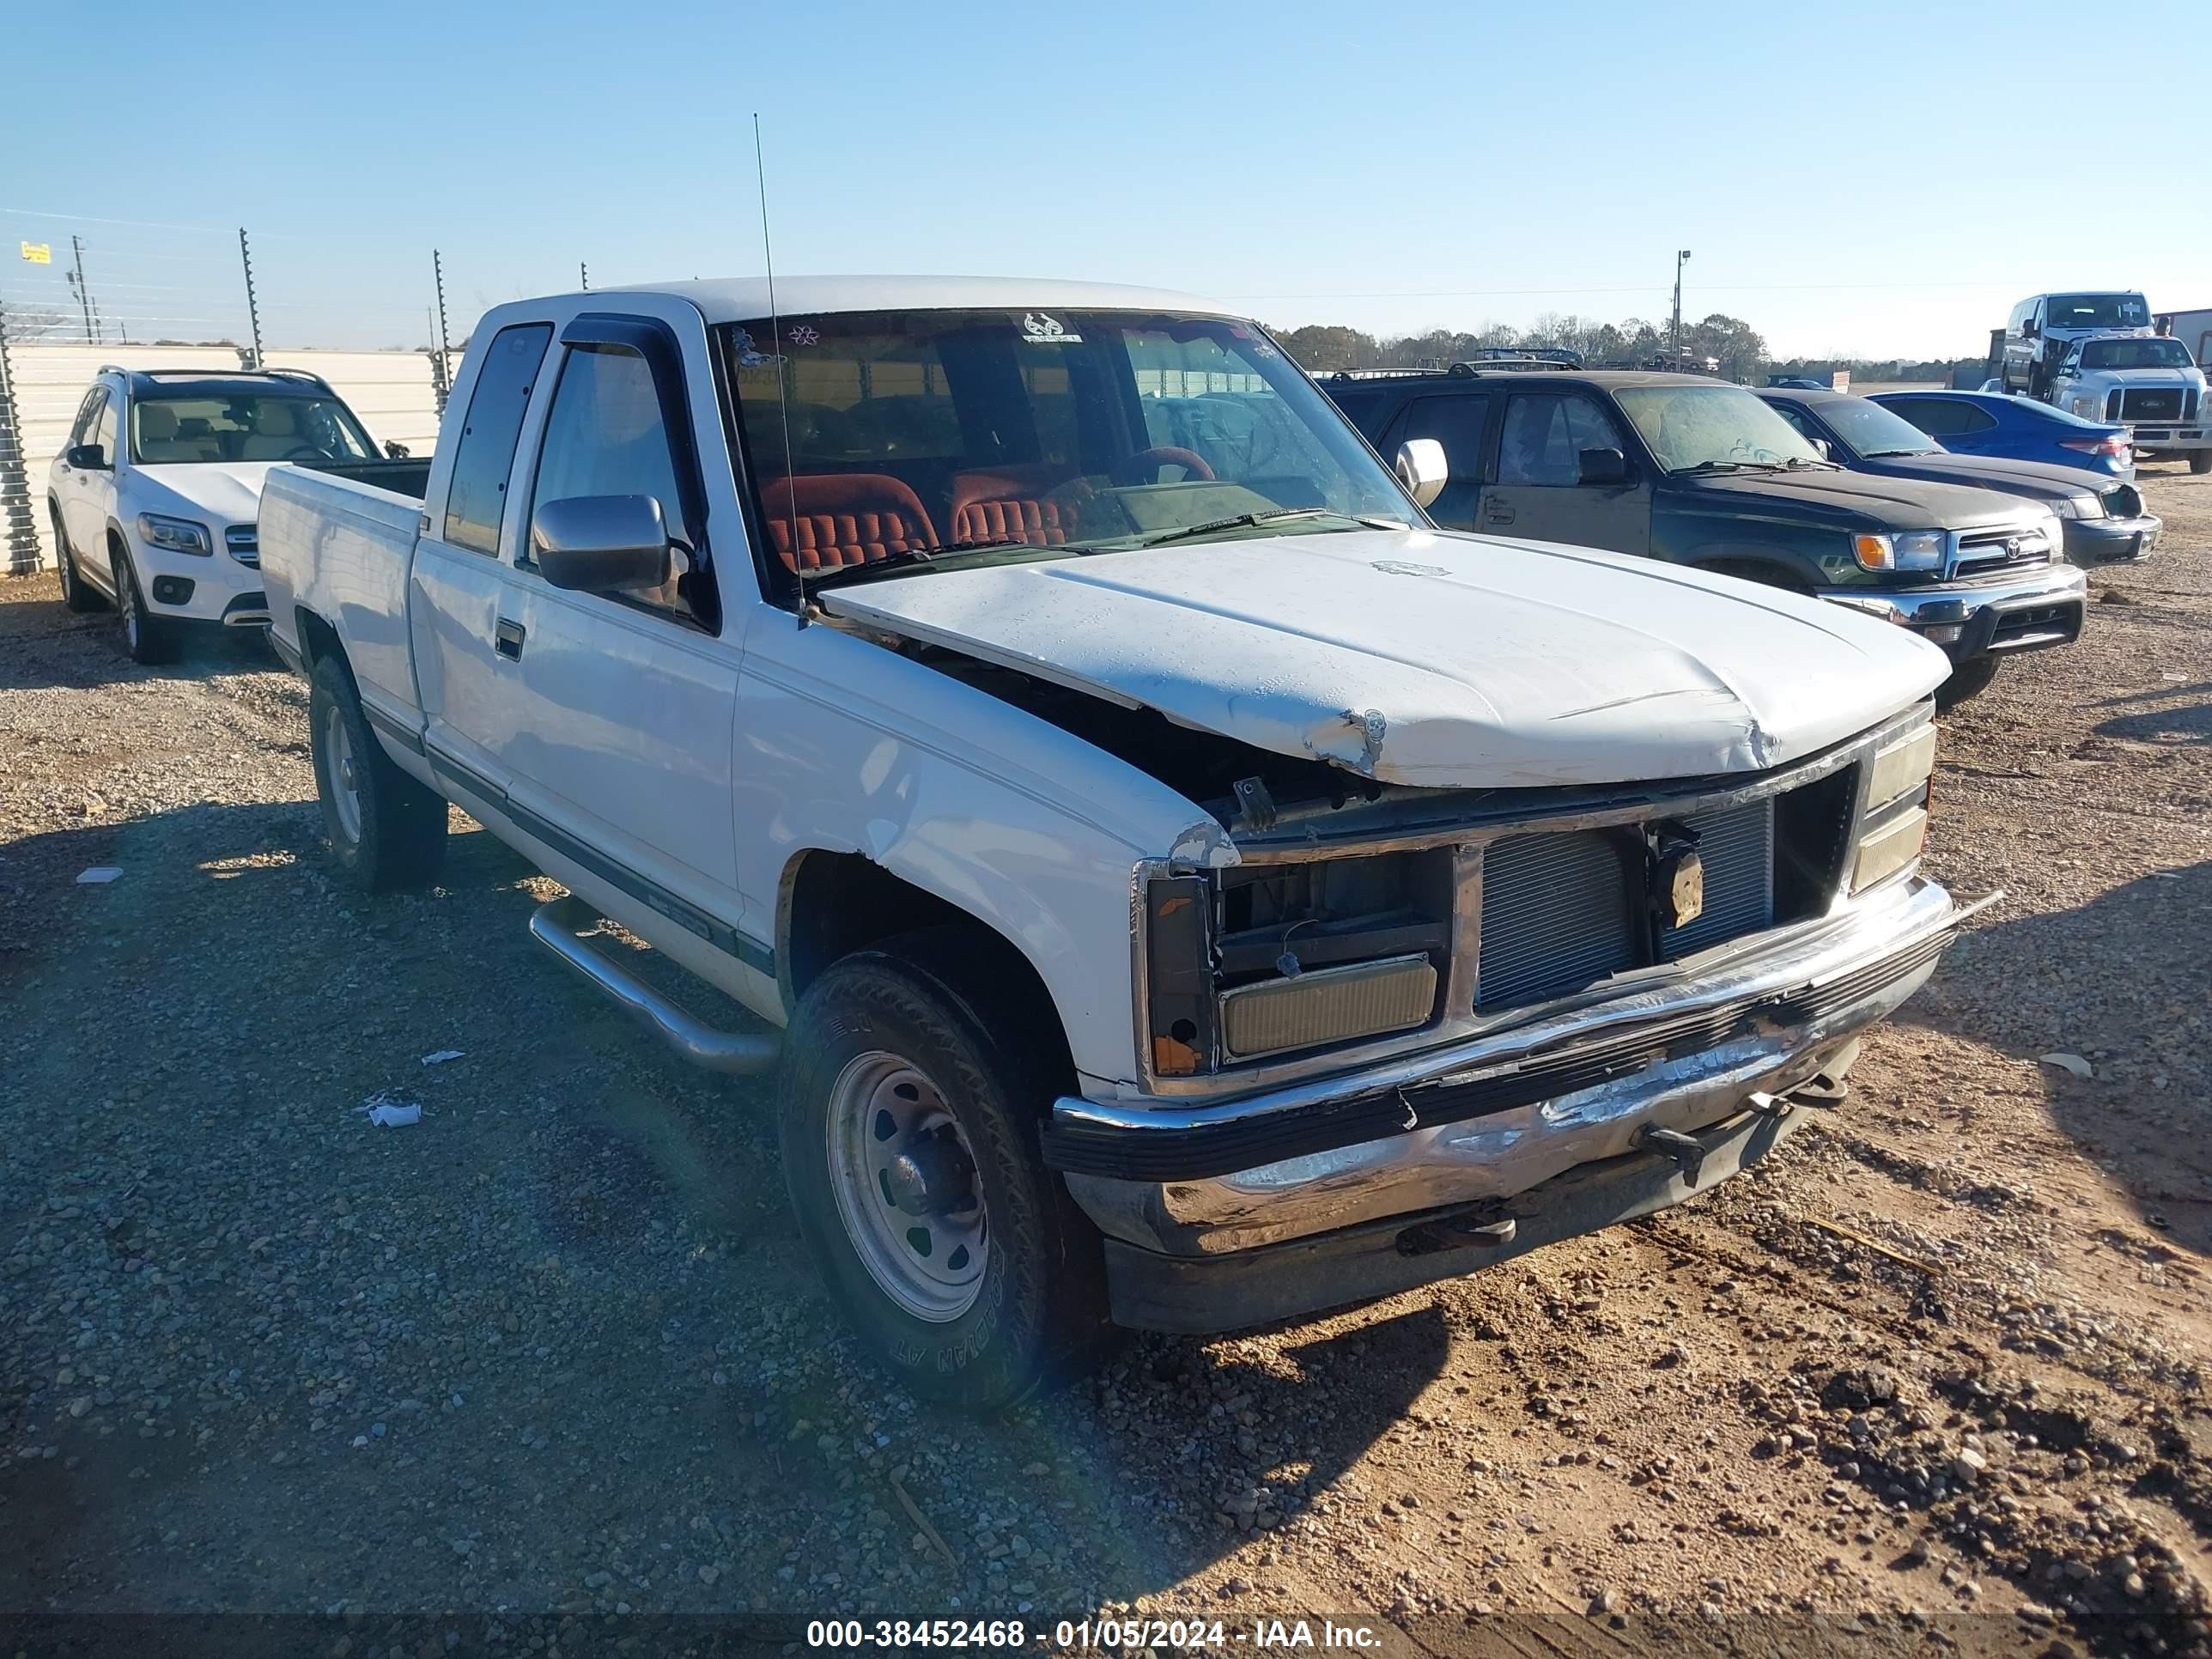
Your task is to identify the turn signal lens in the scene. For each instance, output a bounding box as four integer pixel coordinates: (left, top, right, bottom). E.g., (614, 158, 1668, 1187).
(1866, 725, 1937, 808)
(1852, 532, 1893, 570)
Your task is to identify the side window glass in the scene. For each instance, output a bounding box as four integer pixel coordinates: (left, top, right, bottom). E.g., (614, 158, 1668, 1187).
(1884, 398, 1947, 435)
(1771, 404, 1819, 443)
(1560, 394, 1620, 459)
(1498, 394, 1583, 485)
(92, 397, 119, 464)
(442, 323, 553, 555)
(531, 343, 696, 622)
(70, 390, 105, 448)
(1955, 404, 1997, 434)
(1397, 394, 1490, 477)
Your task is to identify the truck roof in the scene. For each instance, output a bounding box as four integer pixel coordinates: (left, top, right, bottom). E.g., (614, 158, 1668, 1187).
(597, 274, 1226, 321)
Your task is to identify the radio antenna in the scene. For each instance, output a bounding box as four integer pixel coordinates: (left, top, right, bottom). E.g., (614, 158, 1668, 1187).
(753, 112, 807, 623)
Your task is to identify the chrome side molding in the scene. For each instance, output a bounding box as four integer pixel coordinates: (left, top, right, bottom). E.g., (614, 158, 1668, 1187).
(528, 896, 781, 1075)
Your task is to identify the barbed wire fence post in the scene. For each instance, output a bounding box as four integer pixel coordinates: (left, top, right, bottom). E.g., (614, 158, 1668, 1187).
(0, 297, 40, 574)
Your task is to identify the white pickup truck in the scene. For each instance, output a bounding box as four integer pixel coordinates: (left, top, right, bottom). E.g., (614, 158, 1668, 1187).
(260, 276, 1969, 1407)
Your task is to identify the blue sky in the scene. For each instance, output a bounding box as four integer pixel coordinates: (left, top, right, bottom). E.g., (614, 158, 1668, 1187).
(6, 0, 2209, 359)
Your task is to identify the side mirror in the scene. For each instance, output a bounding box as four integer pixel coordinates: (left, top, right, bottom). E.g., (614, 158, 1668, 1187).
(1811, 438, 1833, 461)
(65, 443, 109, 471)
(1577, 447, 1629, 486)
(2021, 320, 2039, 339)
(384, 441, 410, 459)
(531, 495, 672, 592)
(1394, 437, 1448, 508)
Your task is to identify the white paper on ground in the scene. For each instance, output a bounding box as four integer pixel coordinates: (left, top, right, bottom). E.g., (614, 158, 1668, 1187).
(2037, 1052, 2094, 1079)
(76, 867, 123, 884)
(358, 1090, 424, 1127)
(420, 1049, 465, 1066)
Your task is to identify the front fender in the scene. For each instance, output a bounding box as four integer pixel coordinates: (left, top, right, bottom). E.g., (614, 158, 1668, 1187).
(1655, 503, 1850, 589)
(732, 616, 1235, 1091)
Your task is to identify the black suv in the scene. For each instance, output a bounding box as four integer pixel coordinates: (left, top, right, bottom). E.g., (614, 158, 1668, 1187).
(1323, 364, 2088, 706)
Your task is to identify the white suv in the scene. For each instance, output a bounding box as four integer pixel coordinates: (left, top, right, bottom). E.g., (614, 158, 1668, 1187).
(45, 366, 392, 662)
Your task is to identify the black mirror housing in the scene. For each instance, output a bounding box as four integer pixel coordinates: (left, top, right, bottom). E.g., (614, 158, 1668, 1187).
(65, 443, 109, 471)
(1577, 447, 1629, 486)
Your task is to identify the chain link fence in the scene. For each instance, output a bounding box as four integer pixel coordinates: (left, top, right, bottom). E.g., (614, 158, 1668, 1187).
(0, 207, 467, 574)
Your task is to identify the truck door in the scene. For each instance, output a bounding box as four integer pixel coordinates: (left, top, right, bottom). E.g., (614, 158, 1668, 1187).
(497, 312, 746, 948)
(1474, 390, 1652, 555)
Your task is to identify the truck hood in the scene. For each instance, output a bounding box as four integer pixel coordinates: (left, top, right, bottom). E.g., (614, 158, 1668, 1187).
(1856, 452, 2099, 508)
(131, 462, 277, 529)
(1672, 468, 2039, 532)
(2062, 368, 2203, 388)
(821, 528, 1950, 790)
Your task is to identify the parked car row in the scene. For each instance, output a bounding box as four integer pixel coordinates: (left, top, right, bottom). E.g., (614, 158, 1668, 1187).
(1993, 289, 2211, 471)
(42, 276, 2038, 1405)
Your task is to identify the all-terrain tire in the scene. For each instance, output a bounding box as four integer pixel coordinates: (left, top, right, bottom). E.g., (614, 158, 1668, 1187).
(778, 927, 1111, 1411)
(307, 654, 448, 891)
(2190, 450, 2211, 475)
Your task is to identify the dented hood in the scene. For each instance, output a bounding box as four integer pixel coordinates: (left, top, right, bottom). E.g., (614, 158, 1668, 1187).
(821, 528, 1951, 789)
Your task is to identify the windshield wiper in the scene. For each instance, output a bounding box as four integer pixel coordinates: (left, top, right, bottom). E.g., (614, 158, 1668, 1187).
(1132, 507, 1390, 550)
(1862, 448, 1935, 459)
(805, 537, 1045, 592)
(1780, 456, 1841, 469)
(1675, 460, 1756, 475)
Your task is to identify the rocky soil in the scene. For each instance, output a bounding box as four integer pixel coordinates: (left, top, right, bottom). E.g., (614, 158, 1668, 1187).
(3, 463, 2209, 1658)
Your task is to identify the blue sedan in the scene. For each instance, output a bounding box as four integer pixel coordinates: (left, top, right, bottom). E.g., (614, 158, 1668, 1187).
(1867, 390, 2134, 480)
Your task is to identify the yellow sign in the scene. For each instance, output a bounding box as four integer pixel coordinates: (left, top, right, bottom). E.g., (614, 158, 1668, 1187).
(20, 241, 52, 264)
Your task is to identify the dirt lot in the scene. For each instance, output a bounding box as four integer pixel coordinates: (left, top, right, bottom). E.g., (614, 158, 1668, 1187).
(3, 465, 2209, 1659)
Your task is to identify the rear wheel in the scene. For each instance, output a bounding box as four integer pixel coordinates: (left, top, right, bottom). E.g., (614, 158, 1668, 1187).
(111, 538, 177, 664)
(778, 928, 1109, 1410)
(307, 655, 447, 891)
(1935, 656, 2002, 712)
(50, 508, 102, 613)
(2191, 450, 2212, 475)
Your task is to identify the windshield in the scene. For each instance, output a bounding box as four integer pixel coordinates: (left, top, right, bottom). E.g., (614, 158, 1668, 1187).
(1614, 384, 1826, 471)
(2046, 293, 2150, 331)
(130, 392, 376, 465)
(1817, 397, 1940, 457)
(723, 309, 1415, 586)
(2079, 337, 2195, 370)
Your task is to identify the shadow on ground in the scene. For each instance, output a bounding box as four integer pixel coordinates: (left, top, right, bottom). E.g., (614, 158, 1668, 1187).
(1897, 859, 2212, 1254)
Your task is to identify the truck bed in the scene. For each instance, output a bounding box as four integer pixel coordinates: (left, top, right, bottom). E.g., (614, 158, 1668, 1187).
(295, 455, 431, 501)
(259, 463, 426, 736)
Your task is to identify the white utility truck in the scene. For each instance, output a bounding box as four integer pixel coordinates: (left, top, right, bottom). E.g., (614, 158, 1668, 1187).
(259, 276, 1966, 1406)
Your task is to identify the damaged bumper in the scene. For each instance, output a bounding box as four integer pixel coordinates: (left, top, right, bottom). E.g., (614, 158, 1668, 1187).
(1047, 875, 1966, 1334)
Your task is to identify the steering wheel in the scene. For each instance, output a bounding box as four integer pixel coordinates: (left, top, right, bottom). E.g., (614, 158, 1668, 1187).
(1112, 446, 1216, 487)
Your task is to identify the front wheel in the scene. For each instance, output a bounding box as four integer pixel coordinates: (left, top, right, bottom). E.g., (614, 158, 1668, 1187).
(778, 929, 1109, 1410)
(2191, 450, 2212, 475)
(111, 541, 177, 664)
(1935, 656, 2002, 712)
(307, 655, 447, 891)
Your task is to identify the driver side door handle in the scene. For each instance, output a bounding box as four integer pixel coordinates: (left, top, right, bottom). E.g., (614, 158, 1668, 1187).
(1482, 501, 1516, 526)
(495, 617, 526, 661)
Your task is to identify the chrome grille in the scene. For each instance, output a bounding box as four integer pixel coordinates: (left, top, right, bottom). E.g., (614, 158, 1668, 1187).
(1659, 799, 1775, 956)
(224, 524, 259, 567)
(1477, 831, 1634, 1011)
(1954, 528, 2051, 578)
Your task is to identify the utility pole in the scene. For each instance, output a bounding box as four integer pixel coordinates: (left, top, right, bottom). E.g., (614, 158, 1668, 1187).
(1670, 249, 1692, 369)
(69, 234, 96, 344)
(238, 228, 264, 368)
(431, 249, 453, 415)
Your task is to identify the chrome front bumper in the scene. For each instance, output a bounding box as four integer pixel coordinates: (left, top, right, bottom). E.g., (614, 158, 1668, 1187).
(1049, 876, 1966, 1273)
(1815, 563, 2087, 659)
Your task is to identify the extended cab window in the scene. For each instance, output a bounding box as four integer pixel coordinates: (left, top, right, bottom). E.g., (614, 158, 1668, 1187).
(1498, 393, 1620, 485)
(443, 323, 552, 555)
(530, 343, 697, 622)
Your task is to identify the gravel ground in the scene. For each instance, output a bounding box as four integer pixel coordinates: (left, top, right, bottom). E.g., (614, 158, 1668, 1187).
(3, 465, 2209, 1659)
